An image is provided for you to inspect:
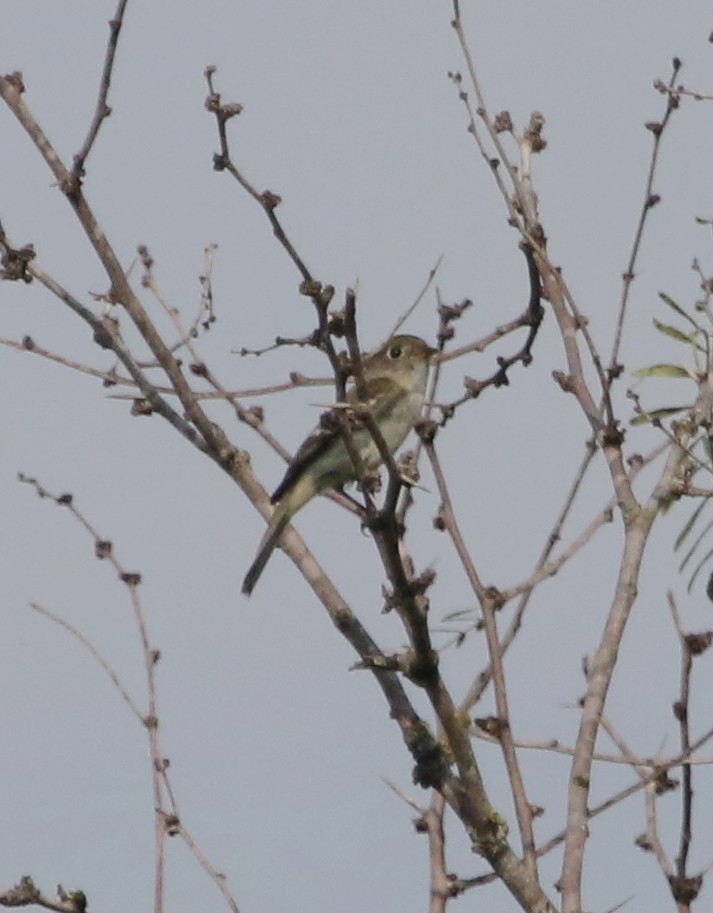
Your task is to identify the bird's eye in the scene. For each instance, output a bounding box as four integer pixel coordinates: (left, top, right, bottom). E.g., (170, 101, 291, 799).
(388, 345, 403, 360)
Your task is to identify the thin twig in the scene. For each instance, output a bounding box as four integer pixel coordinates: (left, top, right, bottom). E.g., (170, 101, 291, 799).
(29, 601, 144, 722)
(667, 592, 694, 881)
(599, 714, 650, 781)
(176, 823, 241, 913)
(472, 724, 713, 768)
(654, 80, 713, 104)
(610, 59, 682, 374)
(0, 333, 125, 385)
(71, 0, 130, 183)
(27, 260, 200, 446)
(450, 2, 522, 223)
(204, 68, 318, 294)
(436, 251, 543, 419)
(388, 253, 444, 338)
(424, 438, 538, 877)
(19, 476, 245, 913)
(463, 722, 713, 892)
(385, 782, 454, 912)
(462, 441, 668, 709)
(0, 332, 335, 399)
(0, 73, 233, 466)
(19, 476, 168, 912)
(642, 780, 676, 879)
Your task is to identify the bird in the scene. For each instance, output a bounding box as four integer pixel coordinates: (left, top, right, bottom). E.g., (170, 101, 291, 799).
(241, 334, 434, 595)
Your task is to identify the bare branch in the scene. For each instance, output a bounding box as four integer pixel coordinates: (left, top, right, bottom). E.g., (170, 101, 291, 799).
(611, 58, 682, 374)
(71, 0, 130, 184)
(388, 253, 444, 338)
(0, 878, 87, 913)
(19, 475, 245, 913)
(667, 593, 695, 884)
(28, 601, 143, 723)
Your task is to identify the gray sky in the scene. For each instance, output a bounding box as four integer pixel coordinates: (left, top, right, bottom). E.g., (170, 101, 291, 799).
(2, 2, 713, 912)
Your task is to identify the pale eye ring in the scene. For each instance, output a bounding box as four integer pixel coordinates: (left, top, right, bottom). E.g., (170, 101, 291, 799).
(388, 345, 403, 360)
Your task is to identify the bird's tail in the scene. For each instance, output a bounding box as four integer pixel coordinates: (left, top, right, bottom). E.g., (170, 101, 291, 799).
(241, 503, 291, 596)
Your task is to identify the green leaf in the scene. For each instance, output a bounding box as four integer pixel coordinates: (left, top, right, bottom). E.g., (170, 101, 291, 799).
(653, 319, 707, 353)
(686, 545, 713, 593)
(653, 319, 695, 344)
(679, 514, 713, 573)
(630, 406, 688, 425)
(441, 609, 473, 622)
(659, 292, 702, 330)
(631, 364, 691, 380)
(704, 433, 713, 464)
(674, 499, 708, 552)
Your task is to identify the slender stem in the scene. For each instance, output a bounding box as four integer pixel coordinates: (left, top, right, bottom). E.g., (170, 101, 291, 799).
(425, 439, 538, 877)
(609, 59, 682, 373)
(71, 0, 130, 181)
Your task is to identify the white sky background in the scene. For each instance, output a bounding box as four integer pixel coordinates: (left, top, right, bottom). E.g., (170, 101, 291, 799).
(2, 2, 713, 912)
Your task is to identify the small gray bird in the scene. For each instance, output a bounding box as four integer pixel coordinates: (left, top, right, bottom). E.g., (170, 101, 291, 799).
(242, 334, 433, 595)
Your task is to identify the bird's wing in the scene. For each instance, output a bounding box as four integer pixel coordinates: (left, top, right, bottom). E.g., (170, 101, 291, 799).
(270, 378, 403, 505)
(270, 414, 342, 504)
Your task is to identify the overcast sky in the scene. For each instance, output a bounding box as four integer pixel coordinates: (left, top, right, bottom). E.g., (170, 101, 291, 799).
(2, 3, 713, 912)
